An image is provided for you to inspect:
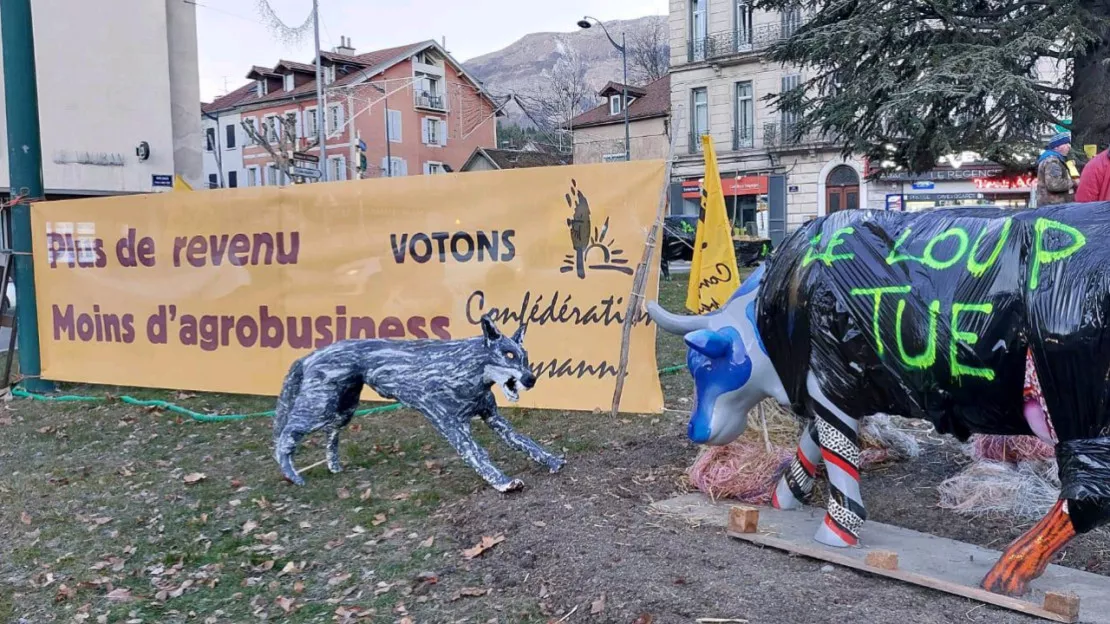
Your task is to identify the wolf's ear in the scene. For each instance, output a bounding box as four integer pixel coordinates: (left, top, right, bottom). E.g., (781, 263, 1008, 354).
(512, 323, 527, 345)
(480, 314, 502, 344)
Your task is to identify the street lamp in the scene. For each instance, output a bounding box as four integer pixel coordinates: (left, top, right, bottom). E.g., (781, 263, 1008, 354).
(578, 16, 630, 162)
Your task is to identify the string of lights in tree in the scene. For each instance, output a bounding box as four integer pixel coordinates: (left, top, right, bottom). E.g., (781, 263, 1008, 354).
(255, 0, 315, 46)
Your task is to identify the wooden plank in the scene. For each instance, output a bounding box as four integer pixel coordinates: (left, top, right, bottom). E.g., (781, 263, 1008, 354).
(865, 550, 899, 571)
(726, 530, 1077, 623)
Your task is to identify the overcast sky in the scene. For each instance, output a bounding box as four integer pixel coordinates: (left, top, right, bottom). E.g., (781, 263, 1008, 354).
(195, 0, 669, 102)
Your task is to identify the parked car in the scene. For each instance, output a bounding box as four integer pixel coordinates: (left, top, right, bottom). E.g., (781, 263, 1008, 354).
(659, 214, 772, 278)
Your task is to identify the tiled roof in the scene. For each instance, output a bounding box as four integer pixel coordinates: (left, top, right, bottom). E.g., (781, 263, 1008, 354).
(203, 41, 433, 115)
(598, 81, 648, 98)
(274, 59, 318, 74)
(566, 75, 670, 129)
(481, 148, 571, 169)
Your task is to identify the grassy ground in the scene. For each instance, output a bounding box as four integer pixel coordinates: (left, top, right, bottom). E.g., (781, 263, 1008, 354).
(0, 273, 709, 624)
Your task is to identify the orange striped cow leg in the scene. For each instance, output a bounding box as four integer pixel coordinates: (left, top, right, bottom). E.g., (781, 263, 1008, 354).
(980, 499, 1076, 597)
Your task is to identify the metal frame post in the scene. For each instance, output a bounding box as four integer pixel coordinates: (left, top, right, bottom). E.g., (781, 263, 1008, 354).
(1, 0, 54, 392)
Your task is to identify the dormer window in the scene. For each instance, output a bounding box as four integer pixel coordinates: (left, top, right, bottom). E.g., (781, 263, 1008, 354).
(610, 95, 624, 115)
(283, 74, 294, 92)
(256, 80, 267, 97)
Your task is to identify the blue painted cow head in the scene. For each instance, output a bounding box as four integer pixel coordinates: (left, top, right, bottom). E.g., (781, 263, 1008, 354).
(647, 264, 789, 446)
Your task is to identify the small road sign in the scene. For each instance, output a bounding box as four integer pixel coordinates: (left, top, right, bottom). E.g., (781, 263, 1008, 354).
(292, 166, 321, 179)
(293, 152, 319, 163)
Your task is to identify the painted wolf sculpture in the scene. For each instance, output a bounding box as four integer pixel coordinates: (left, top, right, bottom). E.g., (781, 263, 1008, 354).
(648, 203, 1110, 597)
(272, 314, 566, 492)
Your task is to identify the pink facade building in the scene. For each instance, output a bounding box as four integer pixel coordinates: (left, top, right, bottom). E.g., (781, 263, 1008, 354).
(201, 39, 502, 187)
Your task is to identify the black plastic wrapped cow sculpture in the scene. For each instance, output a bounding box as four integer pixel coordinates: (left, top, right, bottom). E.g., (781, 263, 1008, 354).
(649, 203, 1110, 597)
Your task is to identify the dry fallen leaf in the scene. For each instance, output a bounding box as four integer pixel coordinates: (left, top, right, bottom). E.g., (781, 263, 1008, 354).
(20, 511, 30, 525)
(632, 614, 654, 624)
(591, 593, 606, 615)
(336, 487, 350, 500)
(452, 587, 491, 600)
(371, 513, 387, 527)
(419, 536, 435, 548)
(327, 572, 352, 586)
(293, 580, 305, 594)
(54, 584, 76, 602)
(183, 473, 207, 484)
(275, 595, 295, 613)
(105, 588, 133, 602)
(462, 534, 506, 559)
(241, 520, 259, 536)
(359, 488, 372, 501)
(278, 561, 297, 576)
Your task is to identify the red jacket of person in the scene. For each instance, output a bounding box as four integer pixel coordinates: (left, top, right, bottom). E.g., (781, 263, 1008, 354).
(1076, 150, 1110, 202)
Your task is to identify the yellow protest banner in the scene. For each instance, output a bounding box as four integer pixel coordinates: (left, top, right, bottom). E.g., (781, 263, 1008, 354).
(31, 161, 666, 414)
(685, 135, 740, 314)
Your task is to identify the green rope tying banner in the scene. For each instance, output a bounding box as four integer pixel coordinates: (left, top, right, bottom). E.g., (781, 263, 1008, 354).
(8, 365, 687, 423)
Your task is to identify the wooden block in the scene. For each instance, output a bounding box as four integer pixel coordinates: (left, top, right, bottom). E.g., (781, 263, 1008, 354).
(1043, 592, 1080, 619)
(865, 550, 899, 571)
(728, 505, 759, 534)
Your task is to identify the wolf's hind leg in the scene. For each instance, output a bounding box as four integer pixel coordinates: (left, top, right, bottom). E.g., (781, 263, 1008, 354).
(326, 392, 360, 474)
(275, 397, 329, 485)
(326, 428, 343, 473)
(484, 410, 565, 473)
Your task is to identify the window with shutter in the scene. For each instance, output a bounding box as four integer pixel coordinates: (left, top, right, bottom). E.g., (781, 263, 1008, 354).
(387, 110, 402, 142)
(422, 118, 430, 145)
(442, 119, 448, 146)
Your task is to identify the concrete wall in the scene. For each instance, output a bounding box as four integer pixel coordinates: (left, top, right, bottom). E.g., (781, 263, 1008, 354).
(0, 0, 199, 195)
(572, 117, 669, 164)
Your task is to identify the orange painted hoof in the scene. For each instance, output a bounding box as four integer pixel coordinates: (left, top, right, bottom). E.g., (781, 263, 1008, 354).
(980, 499, 1076, 597)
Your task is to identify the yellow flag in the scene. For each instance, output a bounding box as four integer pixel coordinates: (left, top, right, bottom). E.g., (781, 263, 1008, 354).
(685, 135, 741, 314)
(173, 175, 193, 191)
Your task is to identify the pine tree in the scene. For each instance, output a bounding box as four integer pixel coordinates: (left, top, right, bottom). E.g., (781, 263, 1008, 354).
(753, 0, 1110, 173)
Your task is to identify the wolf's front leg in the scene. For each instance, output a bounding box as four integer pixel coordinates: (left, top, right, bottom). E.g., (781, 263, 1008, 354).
(807, 372, 866, 547)
(429, 414, 522, 492)
(325, 428, 343, 474)
(483, 409, 565, 473)
(772, 421, 822, 510)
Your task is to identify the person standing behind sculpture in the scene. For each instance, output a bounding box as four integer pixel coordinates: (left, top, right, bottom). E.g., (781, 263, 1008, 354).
(1076, 147, 1110, 202)
(1036, 132, 1077, 205)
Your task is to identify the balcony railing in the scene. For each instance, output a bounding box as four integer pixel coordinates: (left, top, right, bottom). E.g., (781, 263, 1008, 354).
(733, 125, 755, 150)
(415, 93, 446, 111)
(761, 121, 833, 149)
(689, 130, 707, 154)
(686, 23, 796, 63)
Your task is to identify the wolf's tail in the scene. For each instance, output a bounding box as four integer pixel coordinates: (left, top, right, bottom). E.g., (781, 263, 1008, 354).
(273, 357, 305, 440)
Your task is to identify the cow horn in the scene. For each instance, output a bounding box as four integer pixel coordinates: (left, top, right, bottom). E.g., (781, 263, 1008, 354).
(646, 301, 708, 335)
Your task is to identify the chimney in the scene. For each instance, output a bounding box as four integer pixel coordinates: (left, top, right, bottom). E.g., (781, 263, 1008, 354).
(335, 36, 356, 56)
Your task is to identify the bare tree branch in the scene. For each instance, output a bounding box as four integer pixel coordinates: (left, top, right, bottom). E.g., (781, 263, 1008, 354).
(242, 115, 320, 183)
(627, 18, 670, 83)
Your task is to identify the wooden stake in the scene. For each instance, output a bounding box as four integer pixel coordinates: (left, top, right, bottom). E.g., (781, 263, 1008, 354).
(296, 459, 328, 474)
(1043, 592, 1080, 619)
(865, 550, 899, 571)
(728, 505, 760, 534)
(609, 123, 679, 418)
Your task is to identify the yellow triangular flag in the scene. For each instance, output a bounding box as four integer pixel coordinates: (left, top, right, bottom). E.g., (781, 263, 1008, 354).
(173, 175, 193, 191)
(685, 135, 741, 314)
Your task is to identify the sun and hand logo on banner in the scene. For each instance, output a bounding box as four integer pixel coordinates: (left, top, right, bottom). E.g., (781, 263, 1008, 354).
(31, 161, 667, 414)
(686, 134, 741, 314)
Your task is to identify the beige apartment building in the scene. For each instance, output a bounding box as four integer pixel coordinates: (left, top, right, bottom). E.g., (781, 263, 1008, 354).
(669, 1, 1074, 231)
(668, 0, 865, 232)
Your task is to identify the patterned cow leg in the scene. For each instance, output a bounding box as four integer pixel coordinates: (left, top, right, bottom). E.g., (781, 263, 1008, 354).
(772, 422, 822, 510)
(807, 372, 866, 548)
(980, 499, 1076, 596)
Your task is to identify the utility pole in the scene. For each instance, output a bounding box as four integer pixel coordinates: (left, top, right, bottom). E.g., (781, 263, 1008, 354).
(313, 0, 327, 180)
(1, 0, 54, 392)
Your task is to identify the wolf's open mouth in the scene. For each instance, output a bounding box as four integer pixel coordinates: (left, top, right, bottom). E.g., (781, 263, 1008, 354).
(502, 377, 520, 402)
